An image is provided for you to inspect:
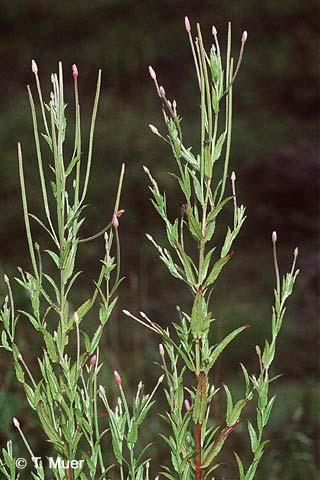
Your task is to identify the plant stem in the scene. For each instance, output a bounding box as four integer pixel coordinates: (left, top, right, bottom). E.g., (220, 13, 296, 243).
(93, 349, 105, 474)
(18, 143, 39, 279)
(66, 467, 73, 480)
(195, 421, 202, 480)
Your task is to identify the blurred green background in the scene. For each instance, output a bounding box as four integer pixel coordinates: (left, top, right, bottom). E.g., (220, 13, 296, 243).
(0, 0, 318, 478)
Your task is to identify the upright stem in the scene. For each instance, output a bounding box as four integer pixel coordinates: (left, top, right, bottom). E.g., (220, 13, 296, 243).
(18, 143, 39, 279)
(195, 339, 201, 376)
(195, 421, 202, 480)
(93, 349, 105, 473)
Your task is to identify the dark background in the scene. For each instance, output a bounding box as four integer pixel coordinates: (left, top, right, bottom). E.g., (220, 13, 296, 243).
(0, 1, 318, 478)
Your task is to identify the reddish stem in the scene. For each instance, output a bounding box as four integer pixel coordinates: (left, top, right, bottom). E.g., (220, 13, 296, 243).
(195, 421, 202, 480)
(66, 467, 73, 480)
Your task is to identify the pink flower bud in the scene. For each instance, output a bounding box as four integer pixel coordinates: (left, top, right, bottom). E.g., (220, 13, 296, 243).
(114, 370, 122, 385)
(242, 31, 248, 43)
(212, 25, 217, 36)
(72, 64, 78, 79)
(184, 399, 191, 411)
(159, 86, 166, 97)
(159, 343, 165, 356)
(149, 124, 159, 135)
(13, 417, 20, 428)
(31, 59, 38, 75)
(184, 16, 191, 33)
(90, 354, 97, 367)
(112, 214, 119, 228)
(116, 209, 125, 218)
(148, 65, 157, 80)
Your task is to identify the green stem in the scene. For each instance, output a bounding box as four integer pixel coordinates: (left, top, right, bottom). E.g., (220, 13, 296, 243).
(197, 23, 212, 137)
(27, 85, 58, 247)
(218, 59, 233, 204)
(17, 143, 39, 279)
(113, 163, 126, 215)
(93, 349, 105, 474)
(34, 71, 50, 137)
(79, 221, 112, 244)
(80, 70, 101, 205)
(195, 339, 201, 376)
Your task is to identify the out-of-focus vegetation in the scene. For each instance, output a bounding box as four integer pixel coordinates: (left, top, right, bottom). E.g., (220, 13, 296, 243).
(0, 0, 318, 477)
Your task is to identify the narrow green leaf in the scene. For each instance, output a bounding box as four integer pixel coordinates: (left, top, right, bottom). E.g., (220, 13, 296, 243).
(208, 325, 249, 369)
(204, 253, 231, 288)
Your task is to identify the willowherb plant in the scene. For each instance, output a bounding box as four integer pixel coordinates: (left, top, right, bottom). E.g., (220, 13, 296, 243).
(124, 17, 299, 480)
(0, 61, 161, 480)
(0, 16, 299, 480)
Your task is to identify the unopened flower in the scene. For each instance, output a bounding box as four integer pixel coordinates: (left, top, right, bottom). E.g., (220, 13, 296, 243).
(272, 231, 277, 243)
(149, 124, 159, 135)
(212, 25, 217, 36)
(159, 85, 166, 98)
(90, 354, 97, 367)
(112, 214, 119, 228)
(116, 209, 125, 218)
(31, 59, 38, 75)
(184, 16, 191, 33)
(242, 30, 248, 43)
(148, 65, 157, 80)
(184, 399, 191, 411)
(159, 343, 165, 356)
(13, 417, 20, 428)
(114, 370, 122, 385)
(72, 64, 78, 79)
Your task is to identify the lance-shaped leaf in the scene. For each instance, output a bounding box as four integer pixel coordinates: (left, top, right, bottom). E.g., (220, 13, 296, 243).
(206, 325, 249, 371)
(202, 419, 240, 468)
(191, 293, 211, 339)
(204, 253, 232, 288)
